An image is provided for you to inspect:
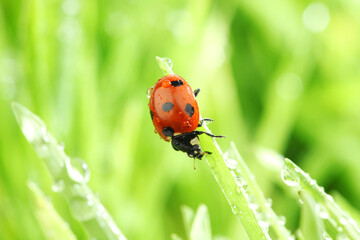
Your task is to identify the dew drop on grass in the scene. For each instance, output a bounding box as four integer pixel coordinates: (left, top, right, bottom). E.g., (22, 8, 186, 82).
(265, 198, 272, 208)
(65, 157, 90, 183)
(58, 142, 65, 151)
(258, 220, 270, 232)
(319, 207, 329, 219)
(223, 148, 238, 170)
(52, 179, 65, 192)
(281, 165, 299, 186)
(69, 194, 97, 221)
(277, 216, 286, 226)
(234, 176, 248, 191)
(336, 233, 349, 240)
(322, 232, 332, 240)
(231, 204, 241, 215)
(161, 57, 173, 71)
(146, 87, 154, 98)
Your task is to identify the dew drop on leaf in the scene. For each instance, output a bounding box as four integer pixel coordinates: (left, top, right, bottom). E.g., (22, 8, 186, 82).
(223, 148, 238, 170)
(322, 232, 332, 240)
(65, 157, 90, 183)
(69, 194, 97, 221)
(265, 198, 272, 208)
(281, 165, 299, 187)
(146, 87, 154, 98)
(52, 179, 65, 192)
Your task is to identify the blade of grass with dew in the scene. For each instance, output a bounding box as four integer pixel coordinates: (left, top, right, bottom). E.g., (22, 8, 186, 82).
(282, 158, 360, 239)
(333, 192, 360, 226)
(27, 181, 77, 240)
(156, 56, 269, 240)
(12, 102, 126, 240)
(226, 142, 292, 240)
(297, 191, 324, 240)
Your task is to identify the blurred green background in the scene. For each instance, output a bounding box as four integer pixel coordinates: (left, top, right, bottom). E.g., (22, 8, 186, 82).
(1, 0, 360, 239)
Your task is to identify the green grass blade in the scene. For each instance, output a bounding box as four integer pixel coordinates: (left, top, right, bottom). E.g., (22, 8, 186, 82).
(298, 191, 324, 240)
(199, 126, 269, 239)
(181, 205, 195, 238)
(227, 142, 292, 239)
(156, 56, 174, 75)
(333, 192, 360, 226)
(156, 57, 269, 239)
(189, 204, 212, 240)
(28, 181, 77, 240)
(12, 102, 126, 240)
(283, 158, 360, 240)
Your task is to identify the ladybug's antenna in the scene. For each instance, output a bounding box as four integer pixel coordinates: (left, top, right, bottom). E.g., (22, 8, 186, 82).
(193, 158, 196, 170)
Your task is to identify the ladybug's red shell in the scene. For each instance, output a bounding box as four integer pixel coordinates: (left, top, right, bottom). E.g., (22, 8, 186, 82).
(149, 74, 200, 141)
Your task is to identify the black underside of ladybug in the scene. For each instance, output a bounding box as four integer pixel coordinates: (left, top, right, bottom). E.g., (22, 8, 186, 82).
(171, 130, 224, 160)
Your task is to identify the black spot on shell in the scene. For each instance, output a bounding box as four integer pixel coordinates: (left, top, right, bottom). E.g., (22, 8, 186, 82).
(170, 80, 183, 87)
(150, 110, 154, 120)
(162, 127, 174, 137)
(185, 103, 194, 117)
(162, 102, 174, 112)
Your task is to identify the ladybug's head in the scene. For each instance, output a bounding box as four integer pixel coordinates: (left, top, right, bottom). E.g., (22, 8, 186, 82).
(186, 144, 203, 159)
(171, 133, 212, 160)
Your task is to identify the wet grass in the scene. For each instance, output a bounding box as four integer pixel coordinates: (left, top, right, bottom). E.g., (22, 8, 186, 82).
(1, 0, 360, 239)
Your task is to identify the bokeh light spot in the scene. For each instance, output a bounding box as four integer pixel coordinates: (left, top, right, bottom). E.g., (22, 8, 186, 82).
(302, 2, 330, 33)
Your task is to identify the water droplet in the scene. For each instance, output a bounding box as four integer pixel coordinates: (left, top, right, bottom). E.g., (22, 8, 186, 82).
(319, 208, 329, 219)
(281, 166, 299, 186)
(258, 220, 270, 232)
(235, 176, 248, 191)
(298, 198, 304, 204)
(265, 198, 272, 208)
(65, 157, 90, 183)
(162, 58, 173, 70)
(231, 204, 241, 215)
(146, 87, 154, 98)
(322, 232, 332, 240)
(223, 148, 238, 170)
(339, 217, 347, 225)
(277, 216, 286, 226)
(58, 142, 65, 151)
(326, 195, 334, 202)
(40, 127, 50, 143)
(310, 179, 317, 185)
(249, 203, 259, 211)
(69, 194, 97, 221)
(336, 233, 349, 240)
(52, 179, 65, 192)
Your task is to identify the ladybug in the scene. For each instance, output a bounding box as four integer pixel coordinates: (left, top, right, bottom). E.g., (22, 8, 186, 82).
(148, 74, 224, 162)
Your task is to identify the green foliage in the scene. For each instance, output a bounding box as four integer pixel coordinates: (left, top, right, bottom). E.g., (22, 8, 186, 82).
(27, 181, 77, 240)
(1, 0, 360, 239)
(12, 103, 125, 239)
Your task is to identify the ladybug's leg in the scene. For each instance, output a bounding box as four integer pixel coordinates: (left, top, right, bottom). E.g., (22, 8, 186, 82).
(198, 118, 213, 127)
(194, 88, 200, 97)
(192, 130, 225, 139)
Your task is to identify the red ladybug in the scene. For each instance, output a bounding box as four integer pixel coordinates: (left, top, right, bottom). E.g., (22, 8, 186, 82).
(148, 74, 224, 160)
